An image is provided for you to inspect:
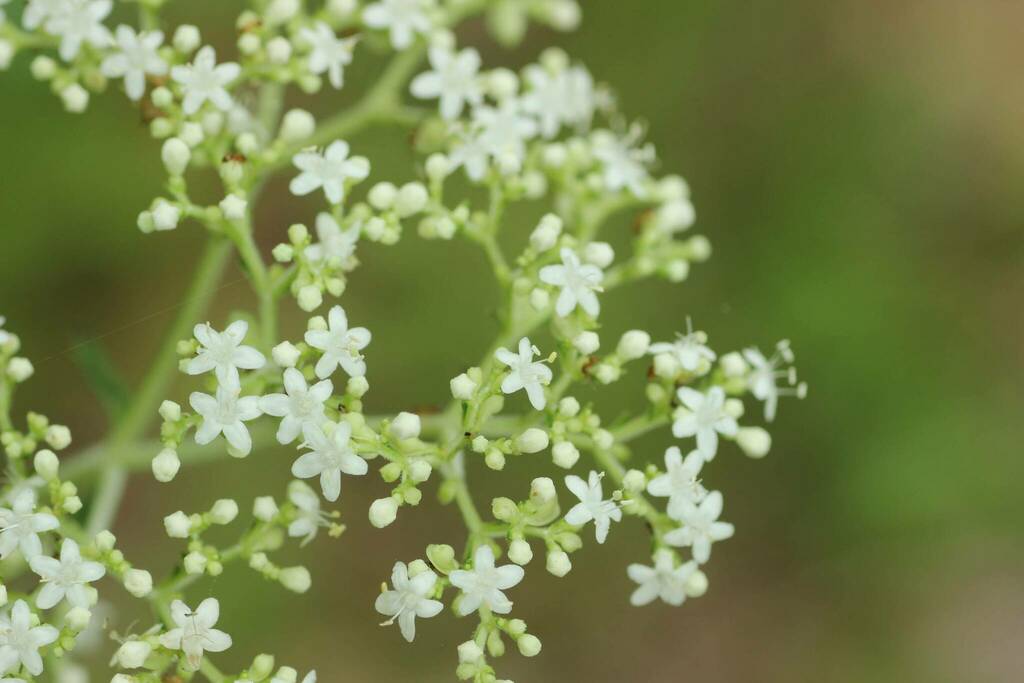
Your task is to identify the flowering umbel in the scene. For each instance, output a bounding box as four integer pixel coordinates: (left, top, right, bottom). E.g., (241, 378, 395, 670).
(0, 0, 804, 680)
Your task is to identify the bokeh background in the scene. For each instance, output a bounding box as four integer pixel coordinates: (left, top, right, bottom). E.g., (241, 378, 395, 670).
(2, 0, 1023, 681)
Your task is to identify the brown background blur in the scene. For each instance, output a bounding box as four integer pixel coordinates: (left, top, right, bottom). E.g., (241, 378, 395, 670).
(2, 1, 1023, 681)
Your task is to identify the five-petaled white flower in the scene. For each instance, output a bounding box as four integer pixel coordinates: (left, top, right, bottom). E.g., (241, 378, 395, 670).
(159, 598, 232, 671)
(0, 600, 59, 676)
(304, 212, 360, 266)
(646, 446, 707, 521)
(0, 491, 58, 561)
(259, 368, 332, 445)
(304, 305, 371, 380)
(495, 337, 552, 411)
(290, 140, 370, 205)
(447, 124, 490, 181)
(293, 421, 367, 502)
(649, 322, 716, 373)
(28, 538, 106, 610)
(521, 63, 595, 138)
(186, 320, 266, 389)
(672, 386, 737, 460)
(744, 341, 803, 422)
(564, 471, 622, 544)
(473, 101, 538, 172)
(46, 0, 112, 62)
(286, 480, 332, 546)
(298, 22, 357, 89)
(410, 46, 483, 120)
(539, 247, 604, 318)
(449, 545, 524, 616)
(190, 386, 262, 456)
(171, 46, 241, 115)
(592, 130, 651, 197)
(664, 491, 735, 564)
(375, 561, 443, 642)
(362, 0, 434, 50)
(626, 550, 698, 607)
(100, 25, 167, 101)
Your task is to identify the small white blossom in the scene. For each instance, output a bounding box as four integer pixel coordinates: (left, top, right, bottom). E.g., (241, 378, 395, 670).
(28, 538, 105, 610)
(362, 0, 434, 50)
(495, 337, 552, 410)
(521, 63, 595, 138)
(473, 100, 538, 173)
(449, 545, 524, 616)
(743, 341, 804, 422)
(23, 0, 63, 30)
(539, 247, 604, 318)
(592, 129, 651, 197)
(645, 446, 706, 520)
(304, 212, 359, 265)
(627, 550, 697, 607)
(293, 421, 367, 502)
(298, 22, 357, 89)
(0, 491, 58, 561)
(286, 481, 332, 545)
(447, 124, 490, 181)
(563, 471, 621, 544)
(259, 368, 332, 445)
(672, 386, 737, 460)
(100, 25, 167, 101)
(159, 598, 232, 671)
(290, 140, 370, 205)
(171, 46, 241, 115)
(375, 561, 443, 642)
(649, 322, 716, 373)
(190, 386, 262, 456)
(46, 0, 112, 62)
(186, 320, 266, 388)
(0, 600, 59, 676)
(664, 491, 735, 564)
(410, 46, 483, 120)
(304, 305, 371, 379)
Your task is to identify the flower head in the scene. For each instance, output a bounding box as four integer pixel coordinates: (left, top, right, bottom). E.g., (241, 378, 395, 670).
(190, 386, 262, 456)
(649, 320, 716, 373)
(290, 140, 370, 205)
(473, 100, 538, 173)
(186, 320, 266, 388)
(293, 421, 367, 501)
(304, 212, 360, 266)
(46, 0, 112, 62)
(286, 480, 333, 545)
(362, 0, 434, 50)
(663, 491, 735, 564)
(259, 368, 332, 445)
(539, 247, 604, 318)
(672, 386, 737, 460)
(304, 305, 371, 379)
(521, 62, 595, 138)
(592, 129, 652, 197)
(299, 22, 357, 89)
(375, 561, 443, 642)
(171, 46, 240, 115)
(646, 446, 706, 520)
(495, 337, 552, 410)
(564, 471, 621, 544)
(0, 491, 58, 561)
(158, 598, 232, 671)
(28, 538, 105, 610)
(743, 340, 805, 421)
(0, 600, 59, 676)
(449, 545, 524, 616)
(627, 550, 697, 607)
(410, 46, 483, 120)
(100, 25, 167, 101)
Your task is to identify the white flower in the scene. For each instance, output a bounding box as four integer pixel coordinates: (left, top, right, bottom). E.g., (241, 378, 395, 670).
(304, 212, 360, 265)
(743, 341, 804, 422)
(410, 46, 483, 120)
(649, 322, 716, 373)
(0, 491, 58, 561)
(23, 0, 64, 30)
(171, 46, 241, 115)
(645, 446, 706, 521)
(473, 100, 538, 172)
(286, 480, 332, 545)
(298, 22, 357, 89)
(100, 25, 167, 101)
(190, 386, 262, 456)
(158, 598, 232, 671)
(304, 305, 371, 379)
(447, 124, 490, 181)
(626, 550, 697, 607)
(672, 386, 737, 460)
(28, 538, 105, 610)
(564, 471, 621, 544)
(45, 0, 112, 62)
(362, 0, 433, 50)
(664, 491, 735, 564)
(375, 561, 443, 642)
(592, 129, 651, 197)
(495, 337, 552, 410)
(0, 600, 59, 676)
(186, 320, 266, 388)
(521, 63, 595, 138)
(259, 368, 332, 445)
(539, 247, 604, 318)
(449, 545, 524, 616)
(289, 140, 370, 205)
(293, 421, 367, 501)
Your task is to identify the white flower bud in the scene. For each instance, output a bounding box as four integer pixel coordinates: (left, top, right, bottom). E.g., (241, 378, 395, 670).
(623, 469, 646, 493)
(720, 351, 749, 377)
(572, 331, 600, 355)
(408, 459, 432, 483)
(425, 153, 450, 180)
(517, 633, 542, 657)
(34, 449, 59, 480)
(487, 68, 519, 100)
(238, 32, 261, 56)
(183, 551, 208, 574)
(30, 55, 57, 80)
(515, 428, 549, 454)
(530, 476, 556, 505)
(61, 84, 89, 113)
(219, 193, 248, 221)
(163, 511, 192, 538)
(280, 108, 315, 142)
(279, 566, 312, 593)
(210, 498, 239, 525)
(347, 375, 369, 398)
(529, 287, 550, 311)
(179, 121, 204, 146)
(159, 400, 182, 422)
(617, 330, 651, 360)
(547, 0, 581, 30)
(583, 241, 614, 268)
(297, 285, 323, 312)
(593, 428, 614, 450)
(272, 341, 301, 368)
(653, 352, 681, 379)
(396, 182, 429, 216)
(689, 235, 712, 261)
(63, 495, 83, 514)
(368, 182, 397, 210)
(123, 569, 153, 597)
(594, 363, 620, 384)
(236, 131, 260, 156)
(552, 441, 580, 469)
(558, 396, 580, 417)
(0, 41, 12, 70)
(266, 36, 292, 64)
(546, 549, 571, 577)
(94, 530, 116, 552)
(274, 666, 299, 683)
(508, 539, 533, 565)
(529, 214, 562, 251)
(450, 372, 477, 400)
(161, 138, 191, 175)
(111, 674, 135, 683)
(173, 25, 201, 53)
(724, 398, 744, 418)
(471, 435, 489, 453)
(266, 0, 300, 24)
(736, 426, 771, 458)
(253, 496, 279, 521)
(7, 357, 34, 382)
(369, 497, 399, 528)
(685, 569, 709, 597)
(151, 199, 180, 231)
(114, 640, 152, 669)
(458, 640, 484, 663)
(485, 449, 506, 470)
(389, 412, 421, 441)
(151, 448, 180, 483)
(327, 0, 357, 18)
(45, 425, 72, 450)
(65, 606, 92, 630)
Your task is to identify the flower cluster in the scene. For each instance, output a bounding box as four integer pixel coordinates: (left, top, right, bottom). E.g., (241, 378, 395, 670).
(0, 0, 805, 681)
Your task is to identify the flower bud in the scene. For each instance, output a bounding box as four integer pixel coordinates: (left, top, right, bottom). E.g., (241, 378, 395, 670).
(583, 241, 614, 268)
(653, 352, 681, 379)
(720, 351, 749, 377)
(685, 568, 709, 597)
(123, 569, 153, 597)
(491, 496, 518, 522)
(34, 449, 59, 480)
(184, 551, 208, 575)
(458, 640, 483, 663)
(151, 448, 181, 483)
(396, 182, 429, 216)
(736, 426, 771, 458)
(369, 497, 399, 528)
(425, 153, 450, 180)
(390, 412, 421, 440)
(45, 425, 72, 450)
(159, 400, 182, 422)
(61, 84, 89, 113)
(617, 330, 650, 360)
(270, 341, 300, 368)
(450, 372, 477, 400)
(253, 496, 279, 521)
(347, 375, 369, 398)
(66, 606, 92, 630)
(94, 530, 116, 552)
(572, 331, 600, 355)
(622, 469, 646, 493)
(151, 200, 180, 231)
(114, 640, 152, 669)
(280, 109, 315, 142)
(163, 511, 192, 538)
(552, 441, 579, 469)
(530, 477, 556, 505)
(30, 55, 57, 80)
(161, 138, 191, 176)
(546, 549, 571, 577)
(517, 634, 542, 657)
(279, 566, 312, 593)
(297, 285, 323, 312)
(529, 214, 562, 251)
(219, 194, 248, 221)
(368, 182, 397, 210)
(7, 357, 34, 382)
(508, 539, 533, 565)
(210, 498, 239, 525)
(515, 428, 549, 454)
(173, 25, 201, 53)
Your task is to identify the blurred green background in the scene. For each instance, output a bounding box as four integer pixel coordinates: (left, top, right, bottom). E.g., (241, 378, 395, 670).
(2, 0, 1023, 681)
